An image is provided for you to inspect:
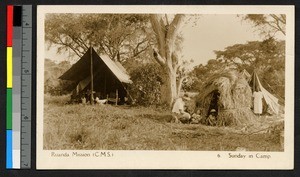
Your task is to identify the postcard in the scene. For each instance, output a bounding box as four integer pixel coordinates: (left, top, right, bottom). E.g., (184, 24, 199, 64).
(36, 5, 294, 169)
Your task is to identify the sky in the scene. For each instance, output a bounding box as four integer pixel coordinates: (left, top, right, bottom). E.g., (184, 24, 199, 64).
(180, 14, 262, 66)
(45, 14, 273, 67)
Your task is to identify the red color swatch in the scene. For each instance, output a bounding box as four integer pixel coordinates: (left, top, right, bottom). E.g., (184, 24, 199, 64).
(7, 5, 13, 47)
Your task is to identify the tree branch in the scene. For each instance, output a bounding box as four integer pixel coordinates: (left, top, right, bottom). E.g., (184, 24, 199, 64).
(152, 48, 165, 66)
(150, 14, 166, 58)
(57, 37, 82, 57)
(270, 14, 286, 24)
(132, 38, 149, 57)
(166, 14, 185, 50)
(177, 75, 188, 95)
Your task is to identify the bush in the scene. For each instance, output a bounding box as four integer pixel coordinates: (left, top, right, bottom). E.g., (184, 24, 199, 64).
(128, 63, 163, 106)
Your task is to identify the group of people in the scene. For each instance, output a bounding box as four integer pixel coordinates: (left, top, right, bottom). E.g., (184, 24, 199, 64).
(80, 90, 108, 105)
(171, 96, 217, 126)
(172, 90, 265, 125)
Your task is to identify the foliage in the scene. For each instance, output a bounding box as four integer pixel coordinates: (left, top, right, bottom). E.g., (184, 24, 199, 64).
(45, 14, 152, 62)
(189, 59, 227, 92)
(241, 14, 286, 37)
(190, 38, 285, 100)
(46, 13, 191, 108)
(215, 38, 285, 70)
(44, 59, 76, 95)
(215, 38, 285, 99)
(128, 63, 163, 106)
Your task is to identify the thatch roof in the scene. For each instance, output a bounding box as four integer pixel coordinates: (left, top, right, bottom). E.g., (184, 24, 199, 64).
(197, 70, 255, 126)
(198, 70, 252, 109)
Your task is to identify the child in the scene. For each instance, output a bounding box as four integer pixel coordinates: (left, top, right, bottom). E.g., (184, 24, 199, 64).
(207, 109, 217, 126)
(190, 109, 202, 124)
(81, 97, 86, 104)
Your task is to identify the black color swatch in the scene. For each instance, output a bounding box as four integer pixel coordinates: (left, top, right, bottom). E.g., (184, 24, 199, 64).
(13, 6, 22, 26)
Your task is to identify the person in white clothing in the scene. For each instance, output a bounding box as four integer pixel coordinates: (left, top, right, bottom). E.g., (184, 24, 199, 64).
(172, 97, 191, 123)
(253, 91, 263, 116)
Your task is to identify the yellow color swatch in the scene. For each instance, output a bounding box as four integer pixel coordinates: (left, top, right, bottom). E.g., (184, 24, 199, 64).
(7, 47, 12, 88)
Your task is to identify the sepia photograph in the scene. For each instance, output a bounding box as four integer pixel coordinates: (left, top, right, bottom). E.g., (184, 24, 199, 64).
(36, 5, 294, 169)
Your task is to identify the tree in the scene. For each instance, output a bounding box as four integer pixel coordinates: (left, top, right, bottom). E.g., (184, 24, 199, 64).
(45, 14, 151, 62)
(241, 14, 286, 37)
(214, 38, 285, 71)
(129, 63, 163, 106)
(189, 59, 227, 92)
(46, 13, 190, 107)
(214, 38, 285, 99)
(149, 14, 186, 107)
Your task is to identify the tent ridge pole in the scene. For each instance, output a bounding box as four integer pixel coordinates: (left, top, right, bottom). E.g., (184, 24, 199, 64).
(90, 46, 94, 104)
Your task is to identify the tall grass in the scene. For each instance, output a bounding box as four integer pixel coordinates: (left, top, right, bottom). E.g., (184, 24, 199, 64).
(44, 95, 283, 151)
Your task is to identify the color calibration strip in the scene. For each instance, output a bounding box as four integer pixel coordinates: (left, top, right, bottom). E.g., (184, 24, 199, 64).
(7, 5, 14, 169)
(6, 5, 32, 169)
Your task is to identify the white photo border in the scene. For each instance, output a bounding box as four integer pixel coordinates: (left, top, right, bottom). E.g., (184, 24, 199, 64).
(36, 5, 295, 169)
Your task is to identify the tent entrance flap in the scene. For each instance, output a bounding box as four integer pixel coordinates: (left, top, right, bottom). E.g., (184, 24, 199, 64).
(76, 76, 91, 94)
(249, 71, 279, 114)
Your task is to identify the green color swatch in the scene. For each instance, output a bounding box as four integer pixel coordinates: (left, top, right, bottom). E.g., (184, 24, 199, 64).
(6, 88, 12, 129)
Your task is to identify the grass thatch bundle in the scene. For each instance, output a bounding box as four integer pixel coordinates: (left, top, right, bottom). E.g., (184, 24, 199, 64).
(197, 70, 256, 126)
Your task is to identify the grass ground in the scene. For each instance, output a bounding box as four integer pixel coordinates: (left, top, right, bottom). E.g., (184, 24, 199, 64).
(43, 94, 283, 151)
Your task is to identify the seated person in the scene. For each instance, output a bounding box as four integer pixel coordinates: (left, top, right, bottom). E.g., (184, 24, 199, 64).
(190, 109, 202, 124)
(81, 97, 86, 104)
(207, 109, 217, 126)
(172, 97, 191, 123)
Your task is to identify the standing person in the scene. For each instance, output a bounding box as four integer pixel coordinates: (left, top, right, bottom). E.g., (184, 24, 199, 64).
(172, 97, 191, 123)
(253, 91, 263, 116)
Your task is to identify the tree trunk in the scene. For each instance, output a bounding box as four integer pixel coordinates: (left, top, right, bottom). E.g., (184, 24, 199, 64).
(160, 66, 177, 106)
(177, 76, 187, 96)
(150, 14, 185, 108)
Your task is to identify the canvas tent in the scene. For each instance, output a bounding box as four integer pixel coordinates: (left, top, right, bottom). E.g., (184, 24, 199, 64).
(248, 71, 279, 114)
(59, 47, 132, 103)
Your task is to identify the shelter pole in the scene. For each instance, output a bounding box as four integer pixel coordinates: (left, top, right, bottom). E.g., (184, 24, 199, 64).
(116, 89, 118, 105)
(90, 47, 94, 104)
(104, 71, 106, 96)
(253, 72, 256, 92)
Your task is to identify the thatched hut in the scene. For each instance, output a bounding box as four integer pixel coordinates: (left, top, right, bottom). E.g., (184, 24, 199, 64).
(197, 70, 256, 126)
